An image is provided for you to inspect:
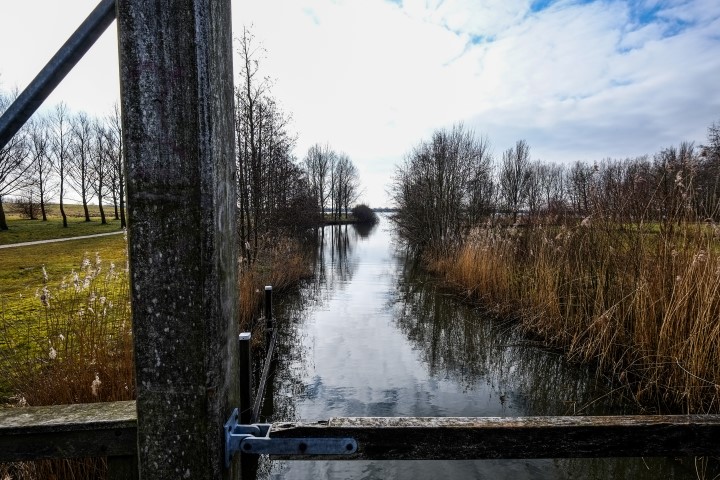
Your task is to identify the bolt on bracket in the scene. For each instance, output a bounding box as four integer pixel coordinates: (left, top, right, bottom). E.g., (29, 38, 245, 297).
(224, 408, 358, 467)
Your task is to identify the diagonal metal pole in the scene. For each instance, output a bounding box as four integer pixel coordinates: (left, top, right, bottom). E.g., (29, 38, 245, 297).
(0, 0, 116, 149)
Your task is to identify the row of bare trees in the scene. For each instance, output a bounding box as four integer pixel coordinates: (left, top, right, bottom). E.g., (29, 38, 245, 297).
(303, 144, 360, 221)
(234, 28, 362, 265)
(392, 121, 720, 251)
(0, 89, 126, 230)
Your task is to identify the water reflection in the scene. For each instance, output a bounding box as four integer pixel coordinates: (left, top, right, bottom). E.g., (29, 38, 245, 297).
(261, 218, 700, 479)
(390, 257, 635, 417)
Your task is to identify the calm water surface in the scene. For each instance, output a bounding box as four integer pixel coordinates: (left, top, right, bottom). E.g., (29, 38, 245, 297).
(261, 216, 699, 479)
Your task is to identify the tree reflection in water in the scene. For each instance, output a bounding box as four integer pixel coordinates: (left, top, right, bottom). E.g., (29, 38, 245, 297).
(258, 218, 704, 480)
(390, 254, 636, 417)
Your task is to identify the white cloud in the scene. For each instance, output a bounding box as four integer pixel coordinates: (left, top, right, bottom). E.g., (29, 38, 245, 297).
(0, 0, 119, 117)
(1, 0, 719, 206)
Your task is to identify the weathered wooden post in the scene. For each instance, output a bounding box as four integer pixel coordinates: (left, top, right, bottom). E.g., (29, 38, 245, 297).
(116, 0, 240, 478)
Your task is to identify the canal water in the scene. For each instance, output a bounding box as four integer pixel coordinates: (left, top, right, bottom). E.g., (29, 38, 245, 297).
(262, 216, 699, 479)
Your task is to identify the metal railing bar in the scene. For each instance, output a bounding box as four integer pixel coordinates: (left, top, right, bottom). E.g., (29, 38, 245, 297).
(252, 328, 276, 423)
(0, 0, 116, 149)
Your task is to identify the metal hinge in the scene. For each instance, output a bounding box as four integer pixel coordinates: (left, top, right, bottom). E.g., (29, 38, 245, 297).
(224, 409, 358, 467)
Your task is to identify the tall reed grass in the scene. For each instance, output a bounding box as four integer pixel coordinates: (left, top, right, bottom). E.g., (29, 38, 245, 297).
(0, 253, 133, 479)
(238, 237, 314, 333)
(430, 218, 720, 413)
(0, 234, 312, 479)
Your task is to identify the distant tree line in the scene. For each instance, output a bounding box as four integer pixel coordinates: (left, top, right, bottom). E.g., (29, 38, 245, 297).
(0, 89, 126, 230)
(392, 121, 720, 252)
(1, 27, 366, 243)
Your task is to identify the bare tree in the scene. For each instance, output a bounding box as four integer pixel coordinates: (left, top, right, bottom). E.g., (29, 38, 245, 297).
(568, 161, 594, 215)
(334, 153, 360, 217)
(0, 91, 31, 230)
(466, 134, 495, 224)
(304, 143, 332, 216)
(525, 161, 544, 219)
(107, 103, 126, 227)
(92, 120, 111, 225)
(652, 142, 696, 223)
(235, 26, 270, 262)
(391, 124, 494, 252)
(536, 162, 566, 216)
(68, 112, 95, 222)
(51, 102, 71, 227)
(28, 117, 55, 221)
(695, 122, 720, 220)
(499, 139, 532, 222)
(234, 28, 319, 263)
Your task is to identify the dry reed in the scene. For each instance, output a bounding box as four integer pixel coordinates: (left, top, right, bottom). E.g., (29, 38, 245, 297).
(238, 237, 313, 338)
(0, 253, 133, 479)
(430, 218, 720, 413)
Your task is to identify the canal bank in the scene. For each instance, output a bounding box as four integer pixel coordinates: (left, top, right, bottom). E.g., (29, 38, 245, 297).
(261, 216, 706, 479)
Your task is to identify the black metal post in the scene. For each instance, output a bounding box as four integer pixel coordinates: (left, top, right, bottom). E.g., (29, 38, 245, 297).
(264, 286, 273, 352)
(264, 286, 273, 330)
(0, 0, 116, 149)
(239, 332, 252, 425)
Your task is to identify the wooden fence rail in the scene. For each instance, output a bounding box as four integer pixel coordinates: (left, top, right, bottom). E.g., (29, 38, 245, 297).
(2, 401, 719, 465)
(0, 401, 137, 480)
(270, 415, 720, 460)
(0, 401, 136, 462)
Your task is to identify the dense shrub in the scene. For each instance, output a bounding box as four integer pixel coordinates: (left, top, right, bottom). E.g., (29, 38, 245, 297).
(351, 204, 378, 224)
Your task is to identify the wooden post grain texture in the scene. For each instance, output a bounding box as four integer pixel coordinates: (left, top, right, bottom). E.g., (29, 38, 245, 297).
(116, 0, 239, 478)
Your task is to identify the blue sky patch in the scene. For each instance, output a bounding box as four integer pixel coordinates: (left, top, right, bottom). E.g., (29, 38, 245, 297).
(469, 34, 495, 45)
(628, 0, 664, 25)
(530, 0, 554, 13)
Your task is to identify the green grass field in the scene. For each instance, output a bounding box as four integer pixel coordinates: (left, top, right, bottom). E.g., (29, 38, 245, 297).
(0, 235, 128, 297)
(0, 233, 129, 396)
(1, 204, 124, 245)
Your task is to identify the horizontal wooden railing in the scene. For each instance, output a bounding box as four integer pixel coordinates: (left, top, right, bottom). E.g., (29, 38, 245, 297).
(0, 401, 136, 461)
(2, 401, 719, 463)
(270, 415, 720, 460)
(0, 401, 137, 480)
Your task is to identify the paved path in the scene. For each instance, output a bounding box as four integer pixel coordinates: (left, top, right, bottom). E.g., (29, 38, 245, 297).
(0, 231, 124, 250)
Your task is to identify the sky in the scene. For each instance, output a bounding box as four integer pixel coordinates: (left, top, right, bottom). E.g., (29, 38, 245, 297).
(1, 0, 719, 207)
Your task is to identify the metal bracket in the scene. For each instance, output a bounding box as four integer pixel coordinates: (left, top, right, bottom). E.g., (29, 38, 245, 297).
(224, 408, 357, 467)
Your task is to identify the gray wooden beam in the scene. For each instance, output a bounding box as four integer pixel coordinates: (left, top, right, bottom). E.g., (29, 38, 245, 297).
(116, 0, 239, 478)
(2, 404, 720, 463)
(269, 415, 720, 460)
(0, 401, 136, 462)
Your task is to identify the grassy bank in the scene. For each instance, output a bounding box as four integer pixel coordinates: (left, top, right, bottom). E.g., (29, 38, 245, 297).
(238, 237, 314, 331)
(1, 232, 312, 399)
(0, 204, 124, 245)
(0, 234, 131, 399)
(428, 218, 720, 413)
(0, 228, 313, 478)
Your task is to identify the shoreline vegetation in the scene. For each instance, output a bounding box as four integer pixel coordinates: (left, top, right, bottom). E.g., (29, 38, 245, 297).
(427, 218, 720, 414)
(0, 205, 372, 402)
(391, 122, 720, 415)
(0, 206, 369, 478)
